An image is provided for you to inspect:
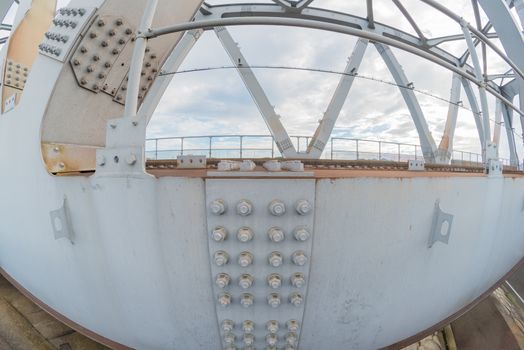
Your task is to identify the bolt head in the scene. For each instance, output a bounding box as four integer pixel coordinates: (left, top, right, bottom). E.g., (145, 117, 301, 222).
(96, 154, 106, 166)
(214, 251, 229, 266)
(268, 199, 286, 216)
(223, 332, 235, 344)
(242, 320, 254, 333)
(291, 273, 306, 288)
(218, 292, 231, 307)
(210, 199, 226, 215)
(237, 227, 254, 243)
(266, 333, 278, 346)
(239, 274, 254, 289)
(267, 273, 282, 289)
(243, 333, 255, 346)
(240, 293, 254, 308)
(268, 227, 285, 243)
(268, 252, 283, 267)
(211, 226, 227, 242)
(286, 332, 298, 346)
(222, 319, 234, 332)
(294, 226, 311, 241)
(266, 320, 279, 334)
(215, 273, 231, 289)
(126, 154, 137, 165)
(289, 293, 303, 307)
(236, 199, 253, 216)
(292, 251, 308, 266)
(238, 252, 253, 267)
(287, 320, 300, 332)
(295, 199, 312, 215)
(267, 293, 281, 308)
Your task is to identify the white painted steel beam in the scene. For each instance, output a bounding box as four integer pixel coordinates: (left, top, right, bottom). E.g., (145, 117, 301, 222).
(140, 29, 203, 123)
(392, 0, 426, 41)
(437, 73, 461, 163)
(366, 0, 374, 29)
(461, 22, 492, 149)
(500, 101, 520, 166)
(461, 78, 486, 154)
(214, 26, 297, 157)
(375, 43, 437, 161)
(306, 39, 368, 158)
(494, 98, 503, 148)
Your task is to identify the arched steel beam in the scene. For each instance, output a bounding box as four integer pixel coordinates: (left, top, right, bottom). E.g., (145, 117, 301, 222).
(500, 101, 520, 165)
(461, 78, 486, 153)
(392, 0, 426, 42)
(375, 43, 437, 161)
(145, 16, 524, 119)
(437, 73, 461, 163)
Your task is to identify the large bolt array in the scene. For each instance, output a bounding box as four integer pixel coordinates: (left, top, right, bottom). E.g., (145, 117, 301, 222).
(206, 187, 315, 350)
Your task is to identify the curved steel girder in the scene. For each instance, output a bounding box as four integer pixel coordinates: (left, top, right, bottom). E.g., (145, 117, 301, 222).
(437, 73, 461, 163)
(147, 15, 523, 119)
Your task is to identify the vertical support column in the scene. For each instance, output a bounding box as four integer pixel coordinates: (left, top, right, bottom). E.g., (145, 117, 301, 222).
(214, 26, 297, 158)
(493, 99, 503, 149)
(374, 43, 438, 162)
(437, 73, 461, 163)
(461, 78, 486, 158)
(306, 39, 368, 158)
(461, 20, 492, 159)
(501, 101, 519, 166)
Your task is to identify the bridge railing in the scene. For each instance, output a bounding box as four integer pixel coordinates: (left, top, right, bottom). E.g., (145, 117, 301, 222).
(145, 135, 510, 166)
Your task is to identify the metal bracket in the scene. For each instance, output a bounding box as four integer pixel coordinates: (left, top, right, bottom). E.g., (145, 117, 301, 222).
(49, 198, 74, 242)
(428, 200, 453, 248)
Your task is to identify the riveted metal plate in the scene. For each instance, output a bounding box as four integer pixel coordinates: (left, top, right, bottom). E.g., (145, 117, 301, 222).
(3, 60, 29, 90)
(206, 179, 315, 349)
(69, 15, 135, 94)
(39, 7, 97, 62)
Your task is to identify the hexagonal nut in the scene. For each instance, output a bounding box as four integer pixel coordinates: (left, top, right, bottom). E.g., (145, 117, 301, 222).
(215, 273, 231, 288)
(218, 292, 231, 307)
(222, 319, 235, 332)
(286, 319, 300, 332)
(293, 226, 311, 242)
(291, 251, 308, 266)
(286, 332, 298, 346)
(238, 251, 254, 267)
(240, 293, 254, 308)
(266, 320, 279, 334)
(267, 293, 281, 308)
(267, 273, 282, 289)
(239, 274, 254, 289)
(237, 226, 254, 243)
(223, 332, 235, 344)
(266, 333, 278, 346)
(267, 227, 285, 243)
(268, 251, 283, 267)
(295, 199, 312, 215)
(214, 250, 229, 266)
(242, 320, 255, 333)
(243, 333, 255, 346)
(290, 272, 306, 288)
(211, 226, 228, 242)
(268, 199, 286, 216)
(236, 199, 253, 216)
(210, 199, 227, 215)
(289, 293, 303, 307)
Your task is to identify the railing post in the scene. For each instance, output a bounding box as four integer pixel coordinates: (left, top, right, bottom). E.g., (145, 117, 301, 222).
(356, 139, 359, 160)
(181, 138, 184, 156)
(398, 143, 401, 162)
(240, 136, 243, 159)
(209, 137, 212, 158)
(379, 141, 382, 160)
(155, 139, 158, 160)
(330, 138, 334, 160)
(297, 137, 300, 153)
(271, 139, 275, 158)
(414, 145, 417, 160)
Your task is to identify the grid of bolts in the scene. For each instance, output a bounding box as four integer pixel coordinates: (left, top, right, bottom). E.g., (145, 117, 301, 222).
(209, 198, 313, 349)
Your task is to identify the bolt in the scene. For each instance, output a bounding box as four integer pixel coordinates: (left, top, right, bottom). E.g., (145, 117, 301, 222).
(119, 38, 126, 45)
(96, 154, 106, 166)
(268, 199, 286, 216)
(267, 293, 281, 308)
(112, 49, 120, 55)
(223, 332, 235, 344)
(115, 18, 123, 26)
(266, 320, 279, 334)
(78, 8, 86, 16)
(287, 320, 300, 332)
(101, 40, 108, 47)
(71, 8, 78, 16)
(295, 199, 312, 215)
(80, 46, 87, 53)
(104, 62, 111, 68)
(218, 292, 231, 308)
(92, 55, 100, 61)
(293, 226, 311, 241)
(99, 73, 106, 79)
(80, 78, 87, 85)
(209, 199, 226, 215)
(90, 32, 97, 39)
(240, 293, 254, 308)
(242, 320, 254, 333)
(222, 319, 234, 332)
(237, 227, 253, 243)
(108, 29, 116, 36)
(126, 154, 137, 165)
(267, 273, 282, 289)
(86, 65, 94, 73)
(141, 85, 147, 91)
(238, 251, 253, 267)
(243, 333, 255, 346)
(58, 162, 65, 169)
(116, 94, 122, 101)
(92, 84, 99, 90)
(239, 274, 254, 289)
(286, 332, 298, 346)
(292, 251, 308, 266)
(145, 62, 151, 68)
(214, 250, 229, 266)
(215, 273, 231, 288)
(97, 19, 105, 27)
(125, 28, 133, 35)
(289, 293, 303, 307)
(267, 227, 285, 243)
(211, 226, 227, 242)
(266, 333, 278, 346)
(268, 251, 283, 267)
(291, 272, 306, 288)
(236, 199, 253, 216)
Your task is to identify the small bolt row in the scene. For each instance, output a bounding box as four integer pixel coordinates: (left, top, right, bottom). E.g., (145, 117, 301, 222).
(216, 272, 305, 289)
(222, 319, 299, 349)
(210, 199, 312, 216)
(52, 18, 78, 28)
(58, 7, 87, 16)
(218, 292, 304, 308)
(38, 43, 62, 57)
(214, 250, 308, 267)
(211, 225, 310, 243)
(44, 32, 69, 43)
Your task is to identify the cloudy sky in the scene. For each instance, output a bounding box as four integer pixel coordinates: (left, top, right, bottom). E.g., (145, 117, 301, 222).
(6, 0, 523, 161)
